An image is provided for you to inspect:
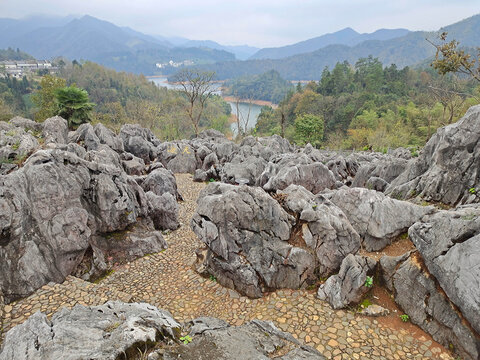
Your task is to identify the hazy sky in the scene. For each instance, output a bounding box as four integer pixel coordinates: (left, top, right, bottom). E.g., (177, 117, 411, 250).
(0, 0, 479, 47)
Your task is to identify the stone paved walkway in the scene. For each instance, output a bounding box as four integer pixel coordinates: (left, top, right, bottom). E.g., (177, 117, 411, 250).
(1, 174, 454, 359)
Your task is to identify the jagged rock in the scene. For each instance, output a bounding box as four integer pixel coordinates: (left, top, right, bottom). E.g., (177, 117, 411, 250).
(0, 301, 181, 360)
(279, 185, 361, 276)
(192, 182, 313, 298)
(387, 147, 412, 159)
(264, 162, 336, 194)
(42, 116, 68, 144)
(197, 128, 226, 140)
(359, 304, 390, 317)
(122, 158, 145, 175)
(120, 124, 158, 163)
(141, 168, 179, 199)
(0, 125, 39, 161)
(317, 254, 376, 309)
(192, 183, 361, 298)
(9, 116, 42, 132)
(166, 317, 324, 360)
(146, 191, 179, 230)
(352, 157, 408, 189)
(94, 123, 124, 152)
(69, 123, 100, 151)
(386, 105, 480, 205)
(379, 251, 413, 292)
(157, 141, 198, 174)
(0, 148, 174, 302)
(391, 253, 479, 360)
(220, 156, 267, 185)
(0, 302, 323, 360)
(326, 187, 435, 251)
(326, 155, 359, 184)
(365, 176, 388, 192)
(408, 205, 480, 336)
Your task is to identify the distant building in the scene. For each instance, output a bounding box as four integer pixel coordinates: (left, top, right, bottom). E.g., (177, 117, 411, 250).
(0, 59, 53, 76)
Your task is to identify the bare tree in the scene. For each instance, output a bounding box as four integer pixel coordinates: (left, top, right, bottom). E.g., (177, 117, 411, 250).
(173, 69, 216, 136)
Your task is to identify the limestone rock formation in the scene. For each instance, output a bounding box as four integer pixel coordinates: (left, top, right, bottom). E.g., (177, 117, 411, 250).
(386, 105, 480, 205)
(0, 302, 324, 360)
(0, 116, 180, 302)
(317, 254, 376, 309)
(326, 187, 435, 251)
(0, 301, 181, 360)
(192, 183, 361, 298)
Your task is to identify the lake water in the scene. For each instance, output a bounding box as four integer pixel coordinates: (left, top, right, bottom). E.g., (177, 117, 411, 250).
(148, 77, 264, 135)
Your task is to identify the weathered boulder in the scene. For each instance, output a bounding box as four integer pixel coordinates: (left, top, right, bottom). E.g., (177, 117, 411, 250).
(0, 124, 39, 162)
(391, 253, 479, 360)
(0, 148, 174, 302)
(220, 156, 267, 185)
(69, 123, 100, 151)
(352, 157, 408, 190)
(146, 191, 179, 230)
(9, 116, 42, 132)
(0, 301, 181, 360)
(278, 185, 361, 276)
(192, 183, 362, 298)
(42, 116, 68, 144)
(326, 187, 435, 251)
(326, 155, 359, 185)
(120, 124, 159, 163)
(386, 105, 480, 205)
(94, 123, 124, 152)
(264, 162, 336, 194)
(192, 182, 313, 298)
(0, 302, 323, 360)
(141, 167, 179, 199)
(317, 254, 376, 309)
(408, 205, 480, 336)
(166, 317, 324, 360)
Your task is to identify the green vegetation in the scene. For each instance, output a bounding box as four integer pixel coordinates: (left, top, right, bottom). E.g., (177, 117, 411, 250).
(364, 276, 374, 288)
(0, 59, 231, 139)
(469, 188, 477, 195)
(255, 56, 479, 149)
(224, 70, 293, 104)
(180, 335, 193, 345)
(400, 314, 410, 322)
(0, 48, 34, 61)
(0, 75, 32, 121)
(55, 85, 95, 129)
(209, 274, 217, 282)
(32, 75, 66, 121)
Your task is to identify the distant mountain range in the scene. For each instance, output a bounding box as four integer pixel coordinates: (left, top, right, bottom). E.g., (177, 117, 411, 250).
(0, 15, 236, 73)
(249, 27, 410, 60)
(1, 13, 479, 78)
(197, 14, 480, 80)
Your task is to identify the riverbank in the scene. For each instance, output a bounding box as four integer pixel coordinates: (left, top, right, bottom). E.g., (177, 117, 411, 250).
(223, 96, 278, 108)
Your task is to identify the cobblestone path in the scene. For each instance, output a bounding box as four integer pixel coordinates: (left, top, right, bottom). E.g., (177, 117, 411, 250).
(1, 174, 454, 359)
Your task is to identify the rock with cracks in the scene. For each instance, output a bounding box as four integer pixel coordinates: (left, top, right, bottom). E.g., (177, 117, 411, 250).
(325, 187, 434, 251)
(317, 254, 376, 309)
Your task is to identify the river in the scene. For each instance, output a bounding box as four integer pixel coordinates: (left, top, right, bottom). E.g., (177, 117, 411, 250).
(148, 76, 264, 135)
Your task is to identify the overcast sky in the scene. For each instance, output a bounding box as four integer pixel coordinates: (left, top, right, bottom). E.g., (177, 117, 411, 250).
(0, 0, 479, 47)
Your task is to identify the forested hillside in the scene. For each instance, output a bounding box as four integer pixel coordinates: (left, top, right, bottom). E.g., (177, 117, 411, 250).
(255, 56, 479, 150)
(223, 70, 293, 103)
(194, 14, 480, 80)
(0, 60, 231, 139)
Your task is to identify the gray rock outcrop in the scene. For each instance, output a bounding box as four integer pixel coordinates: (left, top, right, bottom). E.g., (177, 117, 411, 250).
(192, 183, 361, 298)
(386, 105, 480, 205)
(0, 117, 180, 302)
(317, 254, 376, 309)
(0, 301, 181, 360)
(326, 187, 435, 251)
(0, 302, 323, 360)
